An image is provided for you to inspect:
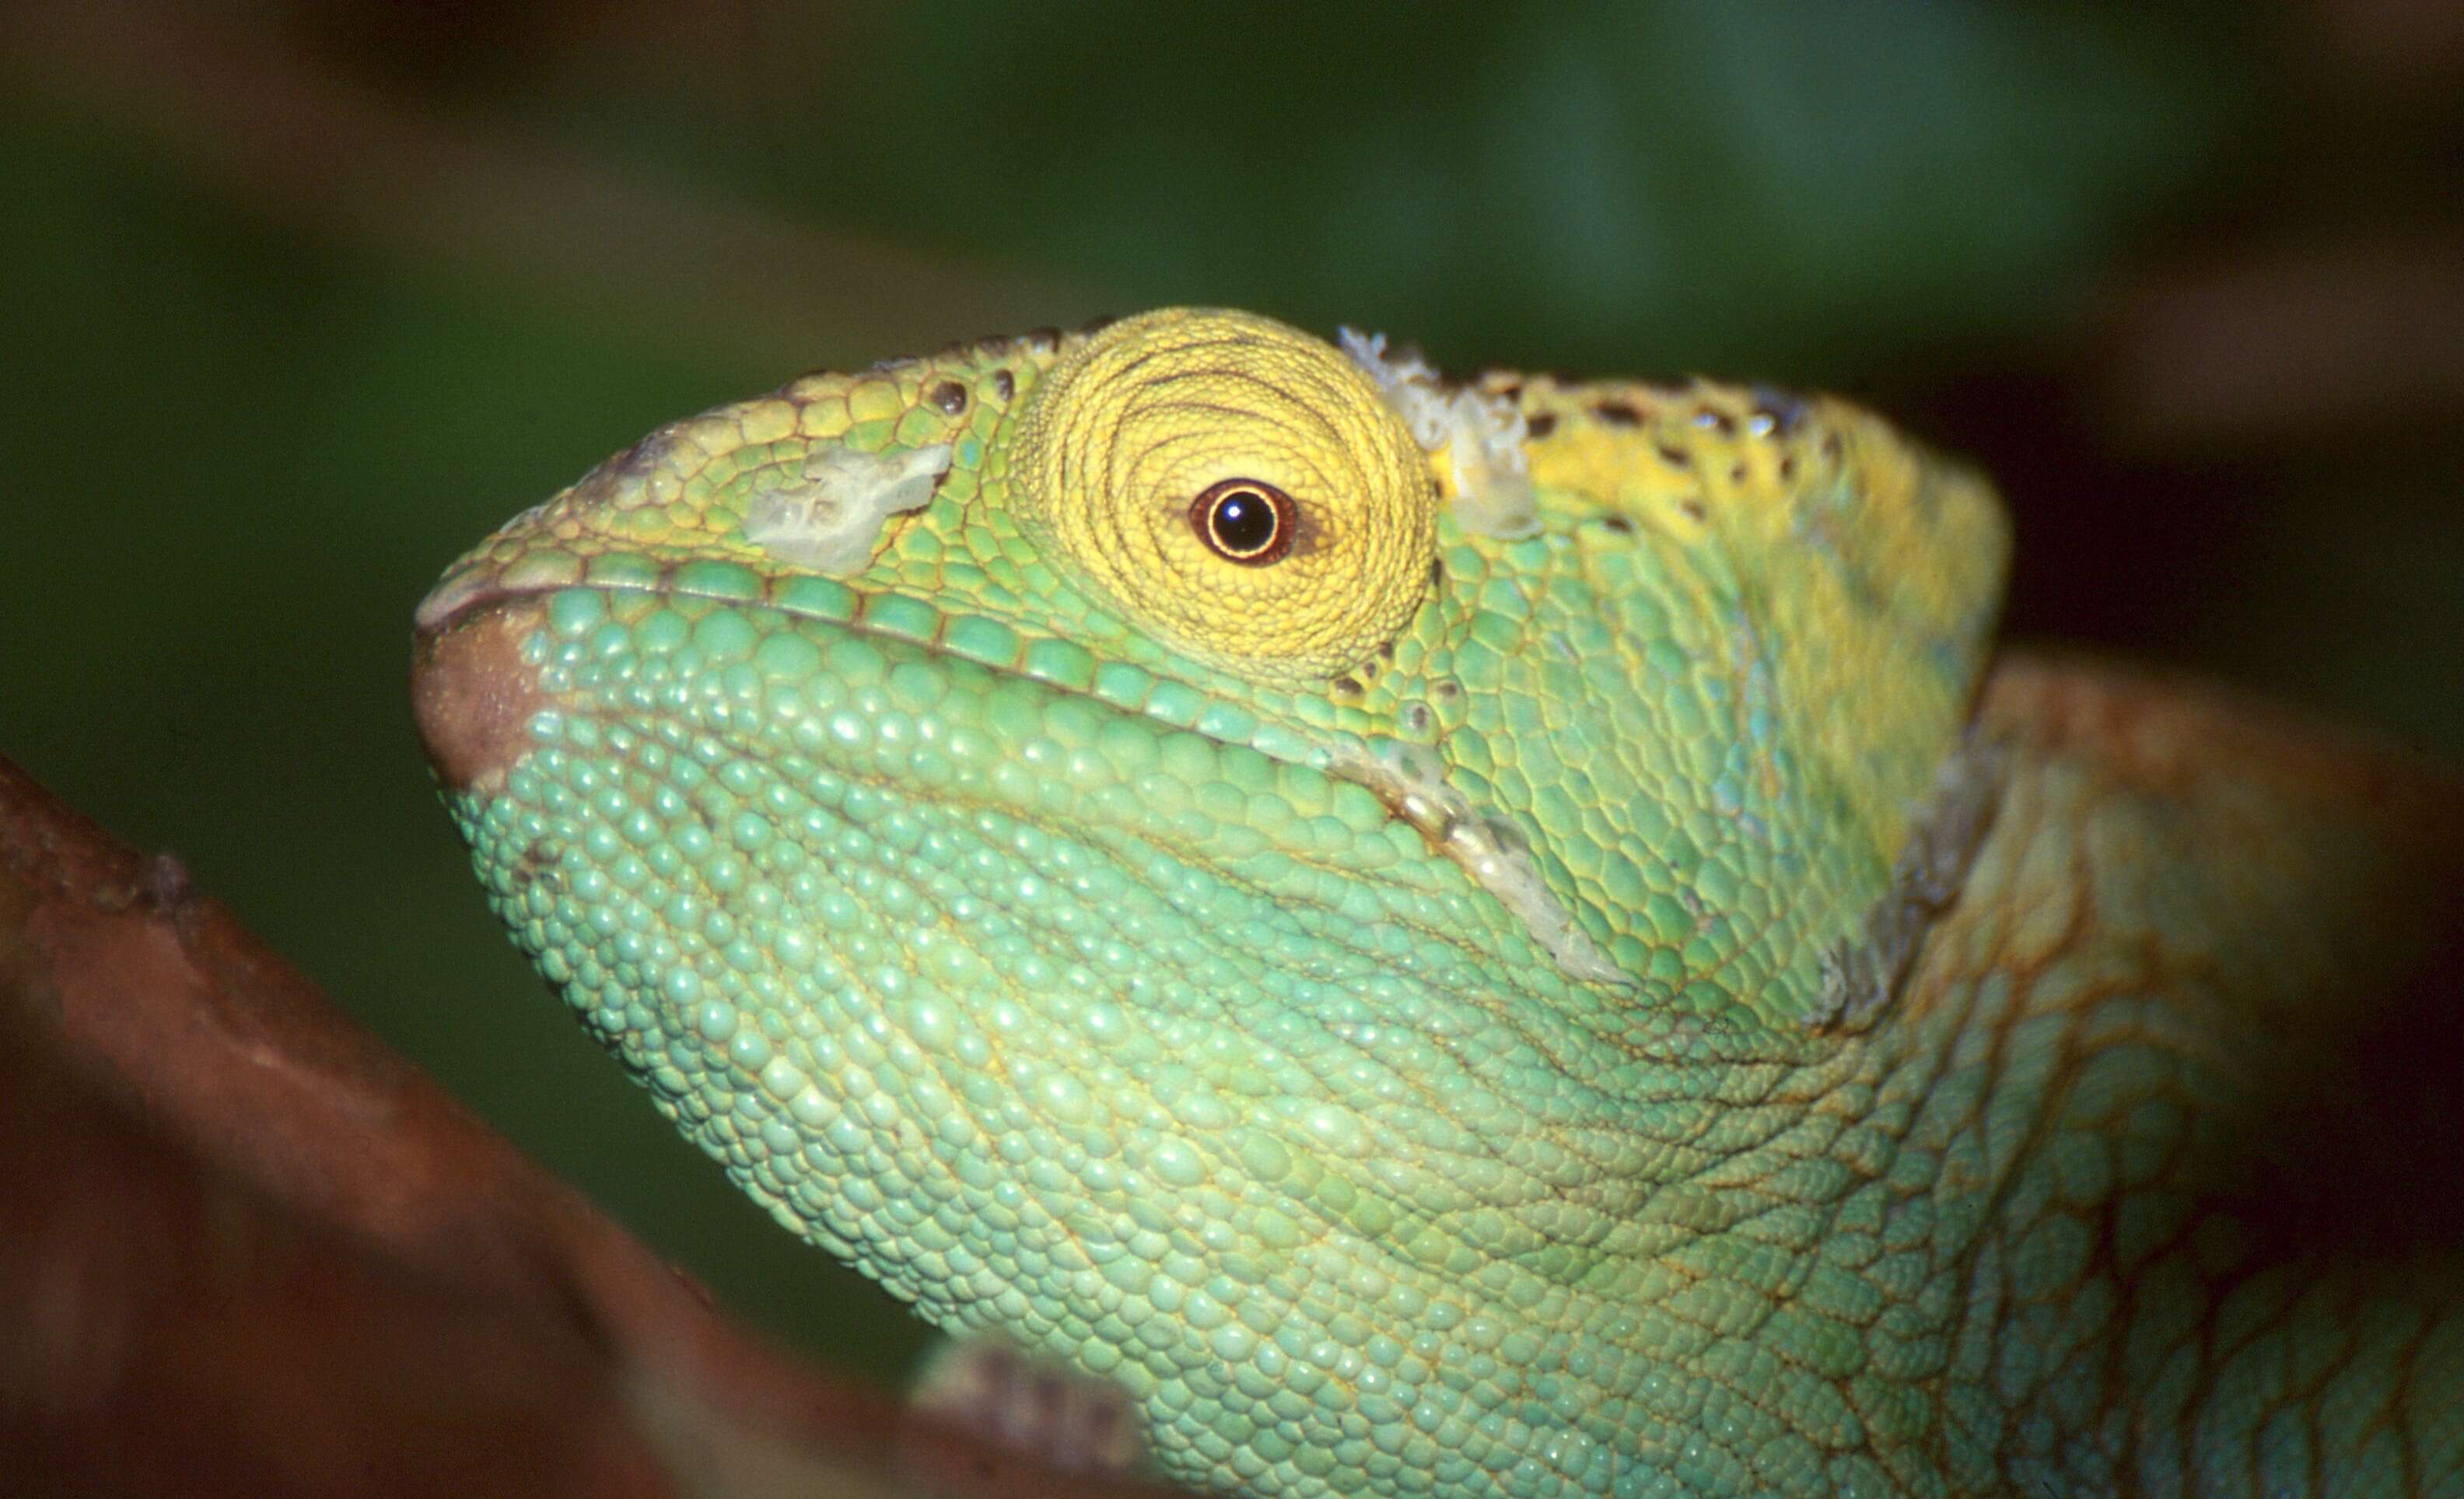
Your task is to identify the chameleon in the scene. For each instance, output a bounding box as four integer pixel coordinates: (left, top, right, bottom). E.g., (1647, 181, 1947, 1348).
(411, 308, 2464, 1497)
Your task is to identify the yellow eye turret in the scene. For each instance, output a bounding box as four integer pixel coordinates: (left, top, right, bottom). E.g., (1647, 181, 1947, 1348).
(1006, 307, 1438, 684)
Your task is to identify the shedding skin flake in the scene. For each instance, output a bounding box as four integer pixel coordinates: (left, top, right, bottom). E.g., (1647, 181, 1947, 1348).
(743, 442, 953, 575)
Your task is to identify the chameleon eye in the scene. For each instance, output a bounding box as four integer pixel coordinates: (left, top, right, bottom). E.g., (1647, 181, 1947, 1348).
(1192, 478, 1296, 565)
(1009, 307, 1437, 683)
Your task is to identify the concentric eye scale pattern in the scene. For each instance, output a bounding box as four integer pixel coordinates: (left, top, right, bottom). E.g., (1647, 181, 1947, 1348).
(1004, 308, 1438, 684)
(414, 306, 2464, 1499)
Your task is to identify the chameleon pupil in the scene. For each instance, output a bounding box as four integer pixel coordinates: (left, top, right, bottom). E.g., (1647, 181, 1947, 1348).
(1192, 478, 1293, 564)
(1214, 494, 1271, 551)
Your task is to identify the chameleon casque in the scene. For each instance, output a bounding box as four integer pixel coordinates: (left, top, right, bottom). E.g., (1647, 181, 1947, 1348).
(411, 309, 2464, 1497)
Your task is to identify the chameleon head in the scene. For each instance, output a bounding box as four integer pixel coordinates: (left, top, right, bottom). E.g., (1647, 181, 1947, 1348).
(414, 308, 2007, 1494)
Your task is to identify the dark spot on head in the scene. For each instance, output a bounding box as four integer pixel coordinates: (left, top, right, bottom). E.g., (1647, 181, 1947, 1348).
(1601, 513, 1635, 535)
(616, 429, 681, 479)
(1490, 377, 1522, 400)
(1679, 499, 1707, 523)
(1728, 461, 1748, 485)
(1376, 639, 1395, 660)
(1750, 387, 1807, 434)
(929, 380, 968, 416)
(1654, 442, 1689, 468)
(1821, 433, 1843, 461)
(1591, 401, 1640, 427)
(1778, 455, 1797, 482)
(1428, 558, 1446, 587)
(992, 369, 1015, 404)
(1694, 408, 1734, 436)
(1525, 412, 1558, 440)
(510, 841, 557, 894)
(1433, 679, 1461, 700)
(1025, 327, 1063, 354)
(1330, 674, 1363, 698)
(1400, 702, 1434, 734)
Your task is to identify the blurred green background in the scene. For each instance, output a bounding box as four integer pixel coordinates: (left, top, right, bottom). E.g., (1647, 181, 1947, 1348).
(5, 0, 2459, 1388)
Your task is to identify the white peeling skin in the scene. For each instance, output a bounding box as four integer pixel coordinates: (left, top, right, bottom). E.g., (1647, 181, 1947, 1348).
(743, 442, 953, 575)
(1328, 737, 1632, 987)
(1337, 327, 1538, 541)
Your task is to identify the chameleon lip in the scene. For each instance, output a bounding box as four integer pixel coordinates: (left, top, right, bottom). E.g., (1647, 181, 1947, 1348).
(411, 559, 518, 636)
(412, 569, 1364, 793)
(414, 553, 1389, 775)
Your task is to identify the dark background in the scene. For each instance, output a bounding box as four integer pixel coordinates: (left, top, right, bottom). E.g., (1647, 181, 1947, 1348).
(4, 0, 2459, 1387)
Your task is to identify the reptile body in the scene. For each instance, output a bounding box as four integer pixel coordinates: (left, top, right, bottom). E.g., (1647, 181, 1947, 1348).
(413, 310, 2464, 1497)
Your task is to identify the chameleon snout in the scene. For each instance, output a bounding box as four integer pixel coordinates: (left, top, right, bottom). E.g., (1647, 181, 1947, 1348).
(410, 598, 552, 797)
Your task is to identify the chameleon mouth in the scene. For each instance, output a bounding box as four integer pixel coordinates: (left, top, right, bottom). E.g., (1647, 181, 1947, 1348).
(411, 569, 1659, 998)
(412, 563, 1348, 801)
